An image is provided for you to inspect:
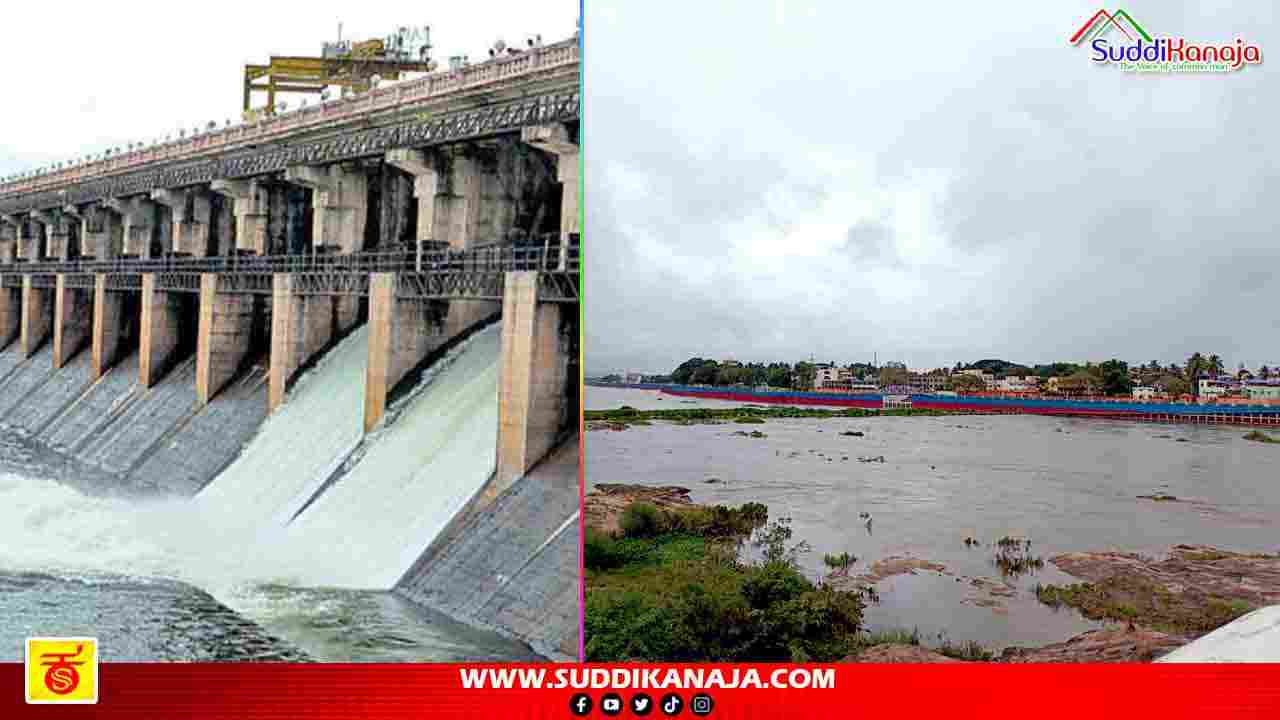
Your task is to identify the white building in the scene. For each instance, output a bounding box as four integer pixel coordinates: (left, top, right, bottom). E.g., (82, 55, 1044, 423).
(960, 369, 996, 390)
(1198, 377, 1235, 398)
(814, 366, 840, 389)
(1132, 385, 1157, 401)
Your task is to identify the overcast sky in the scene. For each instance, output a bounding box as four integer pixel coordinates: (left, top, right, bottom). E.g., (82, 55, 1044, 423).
(0, 1, 577, 177)
(585, 1, 1277, 376)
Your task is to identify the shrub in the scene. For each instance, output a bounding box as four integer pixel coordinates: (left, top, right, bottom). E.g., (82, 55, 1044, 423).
(620, 502, 668, 538)
(584, 528, 651, 570)
(741, 562, 810, 609)
(752, 517, 811, 568)
(937, 637, 993, 661)
(823, 552, 857, 570)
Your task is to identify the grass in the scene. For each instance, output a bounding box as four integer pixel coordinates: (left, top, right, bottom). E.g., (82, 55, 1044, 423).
(861, 627, 920, 647)
(584, 405, 956, 427)
(994, 550, 1044, 578)
(1034, 577, 1255, 636)
(937, 638, 994, 661)
(585, 502, 866, 662)
(1244, 430, 1280, 444)
(823, 552, 857, 571)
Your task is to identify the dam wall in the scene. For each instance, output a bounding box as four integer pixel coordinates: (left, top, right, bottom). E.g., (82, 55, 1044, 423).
(394, 438, 580, 661)
(0, 340, 267, 495)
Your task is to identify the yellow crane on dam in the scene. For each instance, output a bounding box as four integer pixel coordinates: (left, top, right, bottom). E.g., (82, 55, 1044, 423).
(242, 24, 437, 121)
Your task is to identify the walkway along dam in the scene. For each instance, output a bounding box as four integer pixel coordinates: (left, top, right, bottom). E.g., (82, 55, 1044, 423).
(0, 37, 580, 659)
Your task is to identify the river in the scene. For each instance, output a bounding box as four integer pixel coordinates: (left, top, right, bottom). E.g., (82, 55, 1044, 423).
(586, 386, 1280, 651)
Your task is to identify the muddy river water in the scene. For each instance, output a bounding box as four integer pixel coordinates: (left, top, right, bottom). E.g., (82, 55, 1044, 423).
(586, 387, 1280, 651)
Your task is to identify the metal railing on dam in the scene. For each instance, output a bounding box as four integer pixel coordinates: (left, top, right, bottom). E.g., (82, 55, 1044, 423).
(0, 241, 580, 302)
(0, 37, 580, 214)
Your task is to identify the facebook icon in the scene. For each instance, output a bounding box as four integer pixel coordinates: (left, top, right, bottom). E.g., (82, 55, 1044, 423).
(570, 693, 593, 716)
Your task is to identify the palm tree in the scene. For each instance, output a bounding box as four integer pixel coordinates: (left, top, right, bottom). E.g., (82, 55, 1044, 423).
(1208, 354, 1224, 377)
(1185, 353, 1208, 397)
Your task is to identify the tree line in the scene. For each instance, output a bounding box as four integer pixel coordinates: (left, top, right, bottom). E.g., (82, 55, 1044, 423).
(601, 352, 1268, 398)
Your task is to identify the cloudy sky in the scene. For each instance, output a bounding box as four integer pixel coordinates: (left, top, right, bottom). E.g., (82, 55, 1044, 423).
(0, 1, 577, 177)
(585, 1, 1277, 376)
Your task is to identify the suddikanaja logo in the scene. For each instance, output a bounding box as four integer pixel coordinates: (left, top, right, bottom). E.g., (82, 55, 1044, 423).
(1070, 8, 1263, 73)
(25, 637, 99, 704)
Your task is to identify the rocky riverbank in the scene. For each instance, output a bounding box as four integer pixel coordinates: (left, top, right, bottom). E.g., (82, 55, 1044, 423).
(585, 484, 1279, 662)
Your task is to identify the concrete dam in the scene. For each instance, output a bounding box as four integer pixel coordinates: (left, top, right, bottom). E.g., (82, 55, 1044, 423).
(0, 36, 580, 660)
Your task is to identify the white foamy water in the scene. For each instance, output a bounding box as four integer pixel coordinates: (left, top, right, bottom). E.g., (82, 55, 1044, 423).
(284, 325, 500, 588)
(0, 322, 503, 598)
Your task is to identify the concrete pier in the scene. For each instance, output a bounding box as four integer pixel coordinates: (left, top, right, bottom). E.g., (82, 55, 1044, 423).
(52, 275, 92, 368)
(363, 273, 449, 432)
(82, 203, 124, 260)
(91, 275, 127, 379)
(0, 285, 19, 349)
(211, 179, 269, 254)
(153, 187, 214, 257)
(107, 196, 162, 258)
(20, 276, 52, 358)
(32, 209, 70, 261)
(284, 164, 368, 253)
(196, 274, 254, 406)
(139, 274, 182, 387)
(522, 123, 581, 262)
(269, 273, 337, 411)
(496, 271, 571, 487)
(16, 218, 38, 261)
(385, 148, 440, 248)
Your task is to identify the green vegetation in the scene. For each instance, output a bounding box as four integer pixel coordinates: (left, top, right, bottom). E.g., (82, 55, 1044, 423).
(1034, 577, 1254, 635)
(1244, 430, 1280, 444)
(860, 627, 919, 647)
(823, 552, 857, 571)
(586, 405, 957, 429)
(937, 638, 994, 661)
(585, 504, 865, 662)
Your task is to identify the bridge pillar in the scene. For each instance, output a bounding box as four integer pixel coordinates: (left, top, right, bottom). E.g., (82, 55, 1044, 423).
(52, 275, 92, 368)
(0, 217, 16, 264)
(269, 274, 337, 411)
(82, 203, 124, 260)
(32, 209, 70, 260)
(385, 148, 440, 247)
(496, 271, 571, 487)
(211, 179, 270, 254)
(61, 205, 86, 260)
(363, 272, 449, 432)
(139, 274, 181, 387)
(0, 284, 19, 349)
(107, 196, 161, 259)
(20, 275, 52, 357)
(91, 275, 126, 379)
(152, 187, 213, 257)
(522, 123, 580, 267)
(195, 274, 253, 407)
(16, 215, 41, 261)
(386, 148, 502, 335)
(284, 164, 368, 254)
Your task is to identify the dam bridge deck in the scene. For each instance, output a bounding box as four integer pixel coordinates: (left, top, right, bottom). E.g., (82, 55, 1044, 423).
(0, 241, 580, 303)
